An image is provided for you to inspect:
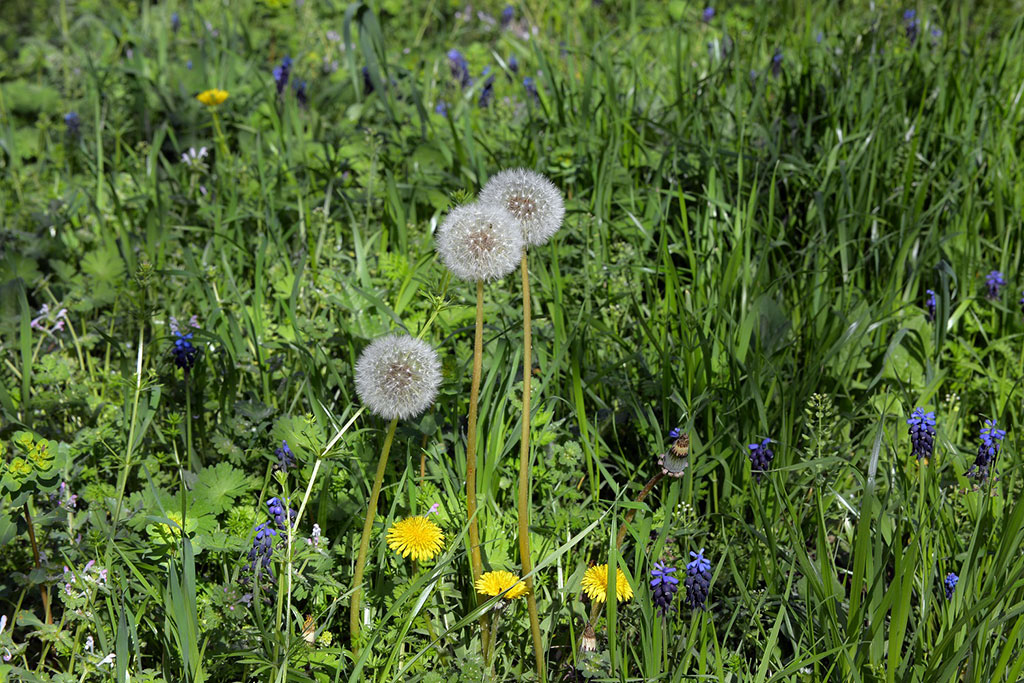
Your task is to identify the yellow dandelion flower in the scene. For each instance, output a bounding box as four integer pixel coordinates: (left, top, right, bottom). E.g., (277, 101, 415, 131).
(196, 89, 229, 106)
(581, 564, 634, 603)
(386, 516, 444, 561)
(476, 571, 528, 600)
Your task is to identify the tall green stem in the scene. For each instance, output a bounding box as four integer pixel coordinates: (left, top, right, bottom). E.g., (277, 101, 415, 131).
(350, 417, 399, 650)
(518, 254, 545, 681)
(466, 280, 492, 659)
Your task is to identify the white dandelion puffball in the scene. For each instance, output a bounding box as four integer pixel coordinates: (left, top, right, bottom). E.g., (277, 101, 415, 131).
(479, 168, 565, 247)
(355, 335, 442, 420)
(435, 203, 524, 281)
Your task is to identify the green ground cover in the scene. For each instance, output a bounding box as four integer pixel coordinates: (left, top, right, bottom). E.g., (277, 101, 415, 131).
(2, 0, 1024, 681)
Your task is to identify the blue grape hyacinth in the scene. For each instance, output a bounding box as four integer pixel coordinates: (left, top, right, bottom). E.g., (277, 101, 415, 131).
(748, 438, 774, 481)
(523, 77, 539, 103)
(944, 572, 958, 600)
(479, 67, 495, 108)
(771, 49, 783, 77)
(274, 441, 296, 472)
(684, 548, 712, 610)
(246, 522, 277, 575)
(925, 289, 936, 322)
(702, 7, 715, 22)
(64, 112, 81, 137)
(1019, 291, 1024, 315)
(966, 419, 1006, 481)
(904, 9, 919, 43)
(986, 271, 1005, 300)
(650, 561, 679, 615)
(172, 331, 198, 370)
(447, 49, 472, 88)
(906, 408, 936, 461)
(267, 497, 296, 528)
(273, 56, 292, 95)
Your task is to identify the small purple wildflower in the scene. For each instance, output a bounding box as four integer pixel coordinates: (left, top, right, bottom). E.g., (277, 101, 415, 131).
(523, 77, 539, 103)
(702, 7, 715, 22)
(501, 5, 514, 27)
(273, 56, 292, 95)
(245, 522, 277, 576)
(906, 408, 936, 461)
(1019, 291, 1024, 316)
(904, 9, 919, 43)
(172, 331, 198, 370)
(986, 271, 1005, 300)
(508, 54, 519, 74)
(748, 438, 774, 481)
(171, 12, 181, 32)
(771, 49, 783, 78)
(64, 112, 81, 137)
(292, 78, 308, 106)
(447, 49, 472, 88)
(435, 101, 448, 117)
(479, 66, 495, 108)
(944, 572, 958, 600)
(684, 548, 712, 609)
(669, 427, 682, 440)
(267, 497, 296, 528)
(966, 419, 1006, 481)
(274, 441, 296, 472)
(650, 561, 679, 615)
(926, 289, 936, 321)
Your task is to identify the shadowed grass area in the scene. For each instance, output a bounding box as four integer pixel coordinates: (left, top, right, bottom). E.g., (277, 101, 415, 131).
(1, 1, 1024, 681)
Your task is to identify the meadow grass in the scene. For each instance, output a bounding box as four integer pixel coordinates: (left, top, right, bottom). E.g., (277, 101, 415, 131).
(2, 0, 1024, 681)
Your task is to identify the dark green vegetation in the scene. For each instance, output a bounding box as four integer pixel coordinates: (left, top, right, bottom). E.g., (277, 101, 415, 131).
(2, 1, 1024, 681)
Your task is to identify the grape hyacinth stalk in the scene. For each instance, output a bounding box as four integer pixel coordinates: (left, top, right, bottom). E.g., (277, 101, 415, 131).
(349, 335, 441, 648)
(650, 562, 679, 615)
(986, 270, 1005, 300)
(748, 438, 774, 482)
(684, 548, 712, 610)
(436, 201, 523, 664)
(906, 408, 936, 461)
(966, 418, 1006, 482)
(926, 289, 936, 322)
(479, 169, 564, 679)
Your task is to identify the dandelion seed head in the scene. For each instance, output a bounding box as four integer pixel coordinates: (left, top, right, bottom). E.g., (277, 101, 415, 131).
(479, 168, 565, 247)
(435, 203, 523, 281)
(355, 335, 442, 420)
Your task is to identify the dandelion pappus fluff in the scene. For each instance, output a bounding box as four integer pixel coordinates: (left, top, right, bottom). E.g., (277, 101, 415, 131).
(479, 168, 565, 247)
(435, 203, 524, 282)
(354, 335, 442, 420)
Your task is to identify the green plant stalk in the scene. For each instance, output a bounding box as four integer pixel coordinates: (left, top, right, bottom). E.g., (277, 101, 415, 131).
(466, 280, 492, 660)
(518, 254, 546, 682)
(111, 326, 145, 534)
(184, 369, 194, 471)
(350, 416, 399, 650)
(23, 504, 51, 625)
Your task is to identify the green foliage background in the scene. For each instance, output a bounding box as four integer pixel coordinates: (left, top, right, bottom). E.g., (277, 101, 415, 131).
(2, 0, 1024, 681)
